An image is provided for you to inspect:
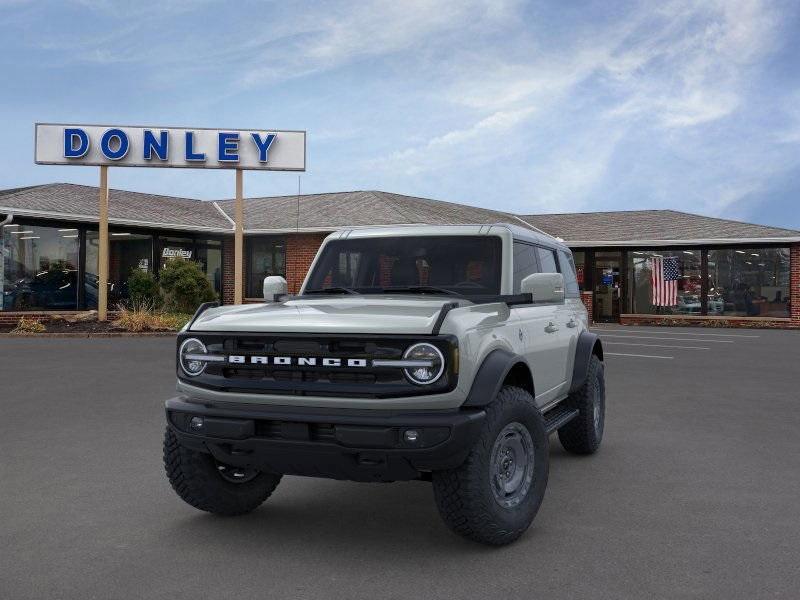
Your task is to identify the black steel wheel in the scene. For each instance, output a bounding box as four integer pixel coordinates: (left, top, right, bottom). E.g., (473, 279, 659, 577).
(432, 386, 549, 545)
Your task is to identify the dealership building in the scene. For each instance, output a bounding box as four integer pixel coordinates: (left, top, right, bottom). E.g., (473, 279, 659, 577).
(1, 182, 798, 328)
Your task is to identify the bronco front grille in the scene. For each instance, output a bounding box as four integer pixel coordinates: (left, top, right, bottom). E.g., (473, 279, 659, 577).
(177, 333, 457, 399)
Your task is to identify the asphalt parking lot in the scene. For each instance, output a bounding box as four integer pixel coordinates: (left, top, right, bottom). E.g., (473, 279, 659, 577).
(1, 326, 799, 600)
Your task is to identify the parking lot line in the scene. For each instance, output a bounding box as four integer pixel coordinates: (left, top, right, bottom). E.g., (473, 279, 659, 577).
(604, 342, 710, 350)
(605, 352, 674, 359)
(599, 334, 734, 343)
(596, 329, 759, 338)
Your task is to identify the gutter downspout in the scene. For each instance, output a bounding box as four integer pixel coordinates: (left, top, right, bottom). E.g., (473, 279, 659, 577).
(0, 213, 12, 226)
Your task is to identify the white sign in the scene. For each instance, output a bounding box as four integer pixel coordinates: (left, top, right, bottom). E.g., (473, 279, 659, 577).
(34, 123, 306, 171)
(162, 247, 192, 259)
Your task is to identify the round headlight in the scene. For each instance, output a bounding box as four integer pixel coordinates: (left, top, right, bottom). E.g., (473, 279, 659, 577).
(179, 337, 208, 377)
(403, 343, 445, 385)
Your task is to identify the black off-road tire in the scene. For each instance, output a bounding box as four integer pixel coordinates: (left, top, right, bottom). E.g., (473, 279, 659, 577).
(431, 386, 549, 546)
(558, 354, 605, 455)
(163, 427, 282, 516)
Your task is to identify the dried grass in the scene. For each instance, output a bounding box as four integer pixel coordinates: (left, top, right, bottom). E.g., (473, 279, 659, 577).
(113, 301, 191, 332)
(11, 317, 46, 334)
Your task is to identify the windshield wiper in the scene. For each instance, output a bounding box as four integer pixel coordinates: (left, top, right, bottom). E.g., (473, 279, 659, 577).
(303, 287, 360, 295)
(382, 285, 461, 296)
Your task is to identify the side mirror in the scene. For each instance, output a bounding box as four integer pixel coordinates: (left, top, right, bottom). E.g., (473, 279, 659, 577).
(263, 275, 288, 303)
(520, 272, 565, 304)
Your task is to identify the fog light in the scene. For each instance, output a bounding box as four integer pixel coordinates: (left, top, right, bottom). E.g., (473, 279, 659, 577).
(403, 429, 420, 443)
(189, 416, 204, 431)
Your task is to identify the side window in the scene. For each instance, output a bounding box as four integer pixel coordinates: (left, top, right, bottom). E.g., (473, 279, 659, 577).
(513, 242, 539, 293)
(536, 247, 558, 273)
(558, 250, 580, 296)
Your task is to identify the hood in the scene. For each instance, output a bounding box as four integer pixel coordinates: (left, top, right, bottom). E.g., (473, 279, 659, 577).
(189, 295, 457, 335)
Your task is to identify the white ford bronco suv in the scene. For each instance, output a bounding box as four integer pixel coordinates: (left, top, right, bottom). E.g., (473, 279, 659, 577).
(164, 224, 605, 545)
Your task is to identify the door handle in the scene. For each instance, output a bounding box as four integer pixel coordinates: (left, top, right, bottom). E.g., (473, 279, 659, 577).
(566, 318, 577, 328)
(545, 322, 559, 333)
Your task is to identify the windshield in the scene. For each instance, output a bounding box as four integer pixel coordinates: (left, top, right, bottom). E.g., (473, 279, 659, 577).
(304, 235, 502, 296)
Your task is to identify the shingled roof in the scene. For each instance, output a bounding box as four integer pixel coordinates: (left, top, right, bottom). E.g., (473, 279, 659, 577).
(214, 190, 527, 231)
(1, 183, 798, 243)
(518, 210, 800, 245)
(0, 183, 230, 232)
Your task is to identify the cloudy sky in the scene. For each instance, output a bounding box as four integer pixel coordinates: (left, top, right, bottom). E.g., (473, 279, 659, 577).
(1, 0, 798, 228)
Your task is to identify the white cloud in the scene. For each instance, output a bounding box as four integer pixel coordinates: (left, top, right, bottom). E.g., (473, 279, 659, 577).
(379, 106, 536, 175)
(238, 0, 520, 88)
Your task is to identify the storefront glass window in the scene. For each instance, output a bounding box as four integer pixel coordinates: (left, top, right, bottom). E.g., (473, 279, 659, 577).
(196, 240, 223, 297)
(85, 230, 153, 308)
(2, 223, 80, 310)
(159, 236, 195, 271)
(247, 236, 286, 297)
(629, 249, 702, 315)
(707, 248, 790, 317)
(572, 251, 586, 291)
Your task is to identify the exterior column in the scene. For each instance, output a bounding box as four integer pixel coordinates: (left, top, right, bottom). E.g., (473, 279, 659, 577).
(234, 169, 244, 304)
(791, 244, 800, 326)
(98, 166, 109, 321)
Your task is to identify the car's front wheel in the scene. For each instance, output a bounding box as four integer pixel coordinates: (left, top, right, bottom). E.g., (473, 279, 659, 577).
(431, 386, 549, 545)
(163, 427, 282, 516)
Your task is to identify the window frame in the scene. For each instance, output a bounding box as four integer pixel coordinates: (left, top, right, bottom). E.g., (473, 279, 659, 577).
(621, 243, 791, 318)
(245, 235, 287, 299)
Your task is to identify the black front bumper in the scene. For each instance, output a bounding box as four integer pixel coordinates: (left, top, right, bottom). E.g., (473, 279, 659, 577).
(166, 397, 485, 482)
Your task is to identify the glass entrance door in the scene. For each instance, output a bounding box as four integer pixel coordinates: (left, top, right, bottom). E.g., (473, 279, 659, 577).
(593, 251, 622, 322)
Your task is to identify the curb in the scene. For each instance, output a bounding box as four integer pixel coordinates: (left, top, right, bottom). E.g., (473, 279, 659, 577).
(0, 332, 178, 338)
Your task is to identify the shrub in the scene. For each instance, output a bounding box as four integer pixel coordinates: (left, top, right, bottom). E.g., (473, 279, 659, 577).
(11, 316, 46, 334)
(127, 269, 162, 308)
(158, 259, 216, 314)
(113, 301, 191, 332)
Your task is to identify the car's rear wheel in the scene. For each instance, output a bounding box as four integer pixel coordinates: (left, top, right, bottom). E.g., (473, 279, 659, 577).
(431, 386, 549, 545)
(163, 427, 281, 516)
(558, 354, 605, 454)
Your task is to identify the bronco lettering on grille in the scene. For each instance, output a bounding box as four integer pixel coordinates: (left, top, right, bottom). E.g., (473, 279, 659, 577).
(227, 355, 369, 367)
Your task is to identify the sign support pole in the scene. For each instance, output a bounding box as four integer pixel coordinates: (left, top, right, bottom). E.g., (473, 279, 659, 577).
(98, 166, 109, 321)
(234, 168, 244, 305)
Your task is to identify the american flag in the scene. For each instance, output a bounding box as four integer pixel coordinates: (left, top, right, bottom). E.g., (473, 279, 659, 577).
(651, 256, 679, 306)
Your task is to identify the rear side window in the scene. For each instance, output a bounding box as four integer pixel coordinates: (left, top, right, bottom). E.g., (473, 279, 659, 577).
(558, 250, 580, 297)
(536, 247, 558, 273)
(513, 242, 539, 293)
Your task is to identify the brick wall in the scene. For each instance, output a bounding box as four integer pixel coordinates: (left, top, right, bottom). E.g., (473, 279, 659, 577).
(580, 291, 593, 324)
(791, 243, 800, 325)
(286, 233, 327, 293)
(221, 237, 235, 305)
(619, 314, 798, 329)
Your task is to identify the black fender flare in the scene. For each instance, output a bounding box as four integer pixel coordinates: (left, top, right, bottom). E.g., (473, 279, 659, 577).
(568, 331, 604, 394)
(462, 348, 531, 407)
